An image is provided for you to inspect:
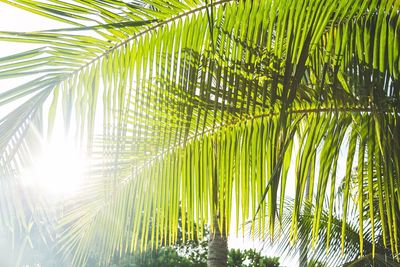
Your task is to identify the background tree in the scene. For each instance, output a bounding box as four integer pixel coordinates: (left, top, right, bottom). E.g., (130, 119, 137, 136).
(109, 247, 280, 267)
(270, 171, 400, 266)
(0, 0, 399, 266)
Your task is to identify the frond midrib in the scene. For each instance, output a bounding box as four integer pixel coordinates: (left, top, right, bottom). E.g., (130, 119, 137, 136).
(102, 103, 398, 202)
(68, 0, 233, 79)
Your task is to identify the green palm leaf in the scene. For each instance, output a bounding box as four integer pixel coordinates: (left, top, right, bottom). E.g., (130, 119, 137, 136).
(0, 0, 399, 266)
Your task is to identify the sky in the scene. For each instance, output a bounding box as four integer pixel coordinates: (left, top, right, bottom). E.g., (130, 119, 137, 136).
(0, 2, 300, 266)
(0, 2, 67, 115)
(0, 2, 88, 199)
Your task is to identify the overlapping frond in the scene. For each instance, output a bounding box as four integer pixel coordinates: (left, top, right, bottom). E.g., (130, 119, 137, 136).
(0, 0, 399, 266)
(270, 192, 399, 266)
(0, 0, 197, 240)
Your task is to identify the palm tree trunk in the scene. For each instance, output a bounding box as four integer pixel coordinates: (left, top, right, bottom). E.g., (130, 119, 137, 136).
(207, 218, 228, 267)
(207, 140, 228, 267)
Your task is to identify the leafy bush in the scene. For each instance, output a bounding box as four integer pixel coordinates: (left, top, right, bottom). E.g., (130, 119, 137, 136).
(228, 249, 279, 267)
(109, 248, 197, 267)
(110, 246, 280, 267)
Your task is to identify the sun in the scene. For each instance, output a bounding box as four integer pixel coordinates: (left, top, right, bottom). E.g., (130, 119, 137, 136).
(21, 137, 86, 199)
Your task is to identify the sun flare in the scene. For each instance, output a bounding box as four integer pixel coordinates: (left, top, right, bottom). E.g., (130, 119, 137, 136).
(21, 138, 86, 198)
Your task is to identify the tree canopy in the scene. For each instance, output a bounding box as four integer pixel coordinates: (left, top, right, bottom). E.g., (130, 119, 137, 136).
(0, 0, 399, 266)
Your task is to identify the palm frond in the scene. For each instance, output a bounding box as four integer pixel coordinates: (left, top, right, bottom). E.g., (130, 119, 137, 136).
(270, 196, 396, 267)
(0, 0, 399, 266)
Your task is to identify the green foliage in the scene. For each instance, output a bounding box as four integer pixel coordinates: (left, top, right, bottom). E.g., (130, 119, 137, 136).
(107, 212, 279, 267)
(0, 0, 399, 266)
(308, 259, 328, 267)
(228, 249, 280, 267)
(174, 238, 208, 266)
(109, 243, 279, 267)
(227, 249, 245, 267)
(270, 176, 400, 266)
(108, 248, 196, 267)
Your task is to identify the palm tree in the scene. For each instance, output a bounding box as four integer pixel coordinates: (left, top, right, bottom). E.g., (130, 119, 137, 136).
(270, 168, 400, 266)
(0, 0, 399, 266)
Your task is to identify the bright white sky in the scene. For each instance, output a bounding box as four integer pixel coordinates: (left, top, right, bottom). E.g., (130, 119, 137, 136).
(0, 2, 67, 114)
(0, 3, 86, 198)
(0, 2, 300, 266)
